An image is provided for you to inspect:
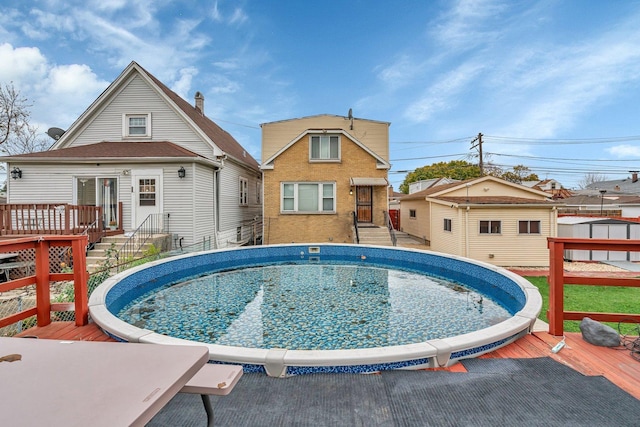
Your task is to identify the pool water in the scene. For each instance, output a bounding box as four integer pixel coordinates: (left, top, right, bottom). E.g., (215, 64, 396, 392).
(118, 263, 511, 350)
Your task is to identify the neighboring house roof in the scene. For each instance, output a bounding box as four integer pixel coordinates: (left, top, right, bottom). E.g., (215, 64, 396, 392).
(260, 113, 390, 127)
(558, 216, 638, 225)
(401, 175, 558, 205)
(40, 61, 259, 172)
(586, 172, 640, 194)
(398, 180, 466, 201)
(2, 141, 210, 163)
(434, 196, 558, 206)
(408, 177, 459, 194)
(262, 128, 390, 170)
(560, 194, 640, 207)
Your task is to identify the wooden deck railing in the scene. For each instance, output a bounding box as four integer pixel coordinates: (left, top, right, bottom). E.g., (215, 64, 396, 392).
(0, 203, 123, 247)
(547, 237, 640, 335)
(0, 235, 89, 328)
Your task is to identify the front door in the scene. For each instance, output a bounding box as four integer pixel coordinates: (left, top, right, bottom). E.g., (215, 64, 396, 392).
(131, 169, 162, 230)
(356, 186, 373, 223)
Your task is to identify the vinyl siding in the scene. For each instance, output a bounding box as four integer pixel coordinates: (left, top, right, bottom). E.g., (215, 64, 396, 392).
(429, 204, 462, 256)
(193, 163, 216, 246)
(217, 159, 262, 246)
(453, 207, 554, 267)
(65, 75, 214, 159)
(398, 199, 430, 243)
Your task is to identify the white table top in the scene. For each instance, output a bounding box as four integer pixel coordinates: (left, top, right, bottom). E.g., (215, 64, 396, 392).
(0, 337, 209, 427)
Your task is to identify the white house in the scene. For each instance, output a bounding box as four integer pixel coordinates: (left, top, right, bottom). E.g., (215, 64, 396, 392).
(2, 61, 262, 249)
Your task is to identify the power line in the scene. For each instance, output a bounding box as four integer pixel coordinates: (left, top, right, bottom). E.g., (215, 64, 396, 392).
(487, 152, 640, 163)
(483, 135, 640, 145)
(392, 153, 468, 162)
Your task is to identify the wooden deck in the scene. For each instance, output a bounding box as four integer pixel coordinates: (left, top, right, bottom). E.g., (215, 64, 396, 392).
(14, 322, 640, 400)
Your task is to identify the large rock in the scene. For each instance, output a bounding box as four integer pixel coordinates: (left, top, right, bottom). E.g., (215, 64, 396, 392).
(579, 317, 621, 347)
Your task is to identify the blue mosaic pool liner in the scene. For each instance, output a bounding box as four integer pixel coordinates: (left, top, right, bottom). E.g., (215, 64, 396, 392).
(105, 245, 526, 316)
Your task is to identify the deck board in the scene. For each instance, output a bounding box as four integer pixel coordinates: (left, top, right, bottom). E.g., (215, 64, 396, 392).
(14, 323, 640, 400)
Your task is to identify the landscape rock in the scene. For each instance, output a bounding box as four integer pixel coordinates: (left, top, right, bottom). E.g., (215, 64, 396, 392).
(579, 317, 621, 347)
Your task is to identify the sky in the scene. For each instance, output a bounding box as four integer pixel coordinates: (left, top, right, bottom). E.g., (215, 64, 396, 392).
(2, 0, 640, 190)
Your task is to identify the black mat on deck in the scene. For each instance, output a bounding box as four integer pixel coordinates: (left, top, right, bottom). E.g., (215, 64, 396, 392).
(147, 357, 640, 427)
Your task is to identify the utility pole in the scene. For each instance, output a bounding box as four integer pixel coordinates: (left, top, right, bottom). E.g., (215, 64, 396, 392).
(470, 133, 484, 175)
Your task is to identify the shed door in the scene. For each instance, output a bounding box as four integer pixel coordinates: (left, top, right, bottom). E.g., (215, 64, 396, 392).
(591, 224, 609, 261)
(608, 225, 628, 261)
(356, 187, 373, 223)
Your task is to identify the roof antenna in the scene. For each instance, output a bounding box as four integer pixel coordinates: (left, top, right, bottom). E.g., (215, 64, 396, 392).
(348, 108, 353, 129)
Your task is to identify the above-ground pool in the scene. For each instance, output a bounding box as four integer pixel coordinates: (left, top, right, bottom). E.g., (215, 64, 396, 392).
(89, 244, 542, 377)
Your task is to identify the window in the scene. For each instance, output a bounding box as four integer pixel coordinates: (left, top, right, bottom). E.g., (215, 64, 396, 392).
(139, 179, 156, 206)
(409, 209, 416, 218)
(256, 181, 261, 204)
(519, 220, 541, 234)
(281, 182, 335, 213)
(479, 220, 501, 234)
(239, 177, 248, 206)
(123, 113, 151, 137)
(310, 135, 340, 160)
(444, 218, 452, 232)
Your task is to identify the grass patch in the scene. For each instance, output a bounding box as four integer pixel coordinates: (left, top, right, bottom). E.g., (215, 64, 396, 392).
(525, 276, 640, 333)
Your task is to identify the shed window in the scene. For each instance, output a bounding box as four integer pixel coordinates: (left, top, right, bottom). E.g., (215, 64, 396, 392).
(519, 220, 541, 234)
(409, 209, 416, 219)
(479, 220, 501, 234)
(444, 218, 452, 232)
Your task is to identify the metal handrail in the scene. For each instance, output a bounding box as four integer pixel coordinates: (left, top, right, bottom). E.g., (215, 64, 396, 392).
(352, 211, 359, 244)
(384, 210, 397, 246)
(115, 213, 168, 272)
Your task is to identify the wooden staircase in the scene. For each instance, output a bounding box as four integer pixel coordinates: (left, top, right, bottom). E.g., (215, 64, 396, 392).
(356, 225, 394, 246)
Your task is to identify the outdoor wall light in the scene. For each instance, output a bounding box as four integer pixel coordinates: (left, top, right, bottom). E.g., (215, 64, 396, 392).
(349, 188, 353, 195)
(11, 167, 22, 180)
(178, 166, 186, 179)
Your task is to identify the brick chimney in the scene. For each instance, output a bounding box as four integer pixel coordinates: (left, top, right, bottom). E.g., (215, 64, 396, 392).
(194, 91, 204, 114)
(631, 170, 639, 183)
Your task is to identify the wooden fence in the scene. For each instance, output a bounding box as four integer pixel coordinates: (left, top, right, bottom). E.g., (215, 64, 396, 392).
(0, 235, 89, 328)
(547, 237, 640, 335)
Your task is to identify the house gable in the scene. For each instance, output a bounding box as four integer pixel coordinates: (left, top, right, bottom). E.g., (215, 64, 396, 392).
(50, 61, 259, 172)
(261, 114, 390, 166)
(261, 129, 390, 170)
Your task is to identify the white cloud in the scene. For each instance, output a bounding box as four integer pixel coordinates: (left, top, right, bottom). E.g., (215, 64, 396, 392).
(376, 55, 425, 90)
(35, 64, 110, 129)
(46, 64, 107, 96)
(209, 74, 241, 94)
(431, 0, 506, 49)
(404, 61, 484, 122)
(171, 67, 199, 99)
(0, 43, 48, 87)
(607, 144, 640, 157)
(229, 8, 248, 25)
(0, 42, 110, 131)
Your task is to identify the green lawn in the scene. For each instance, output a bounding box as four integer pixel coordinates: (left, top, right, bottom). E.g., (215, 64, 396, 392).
(525, 276, 640, 334)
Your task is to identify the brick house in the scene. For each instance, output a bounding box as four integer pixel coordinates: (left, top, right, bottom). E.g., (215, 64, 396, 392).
(261, 114, 391, 244)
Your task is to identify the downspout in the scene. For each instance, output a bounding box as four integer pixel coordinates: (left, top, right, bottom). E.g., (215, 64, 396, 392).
(212, 156, 225, 249)
(465, 206, 470, 258)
